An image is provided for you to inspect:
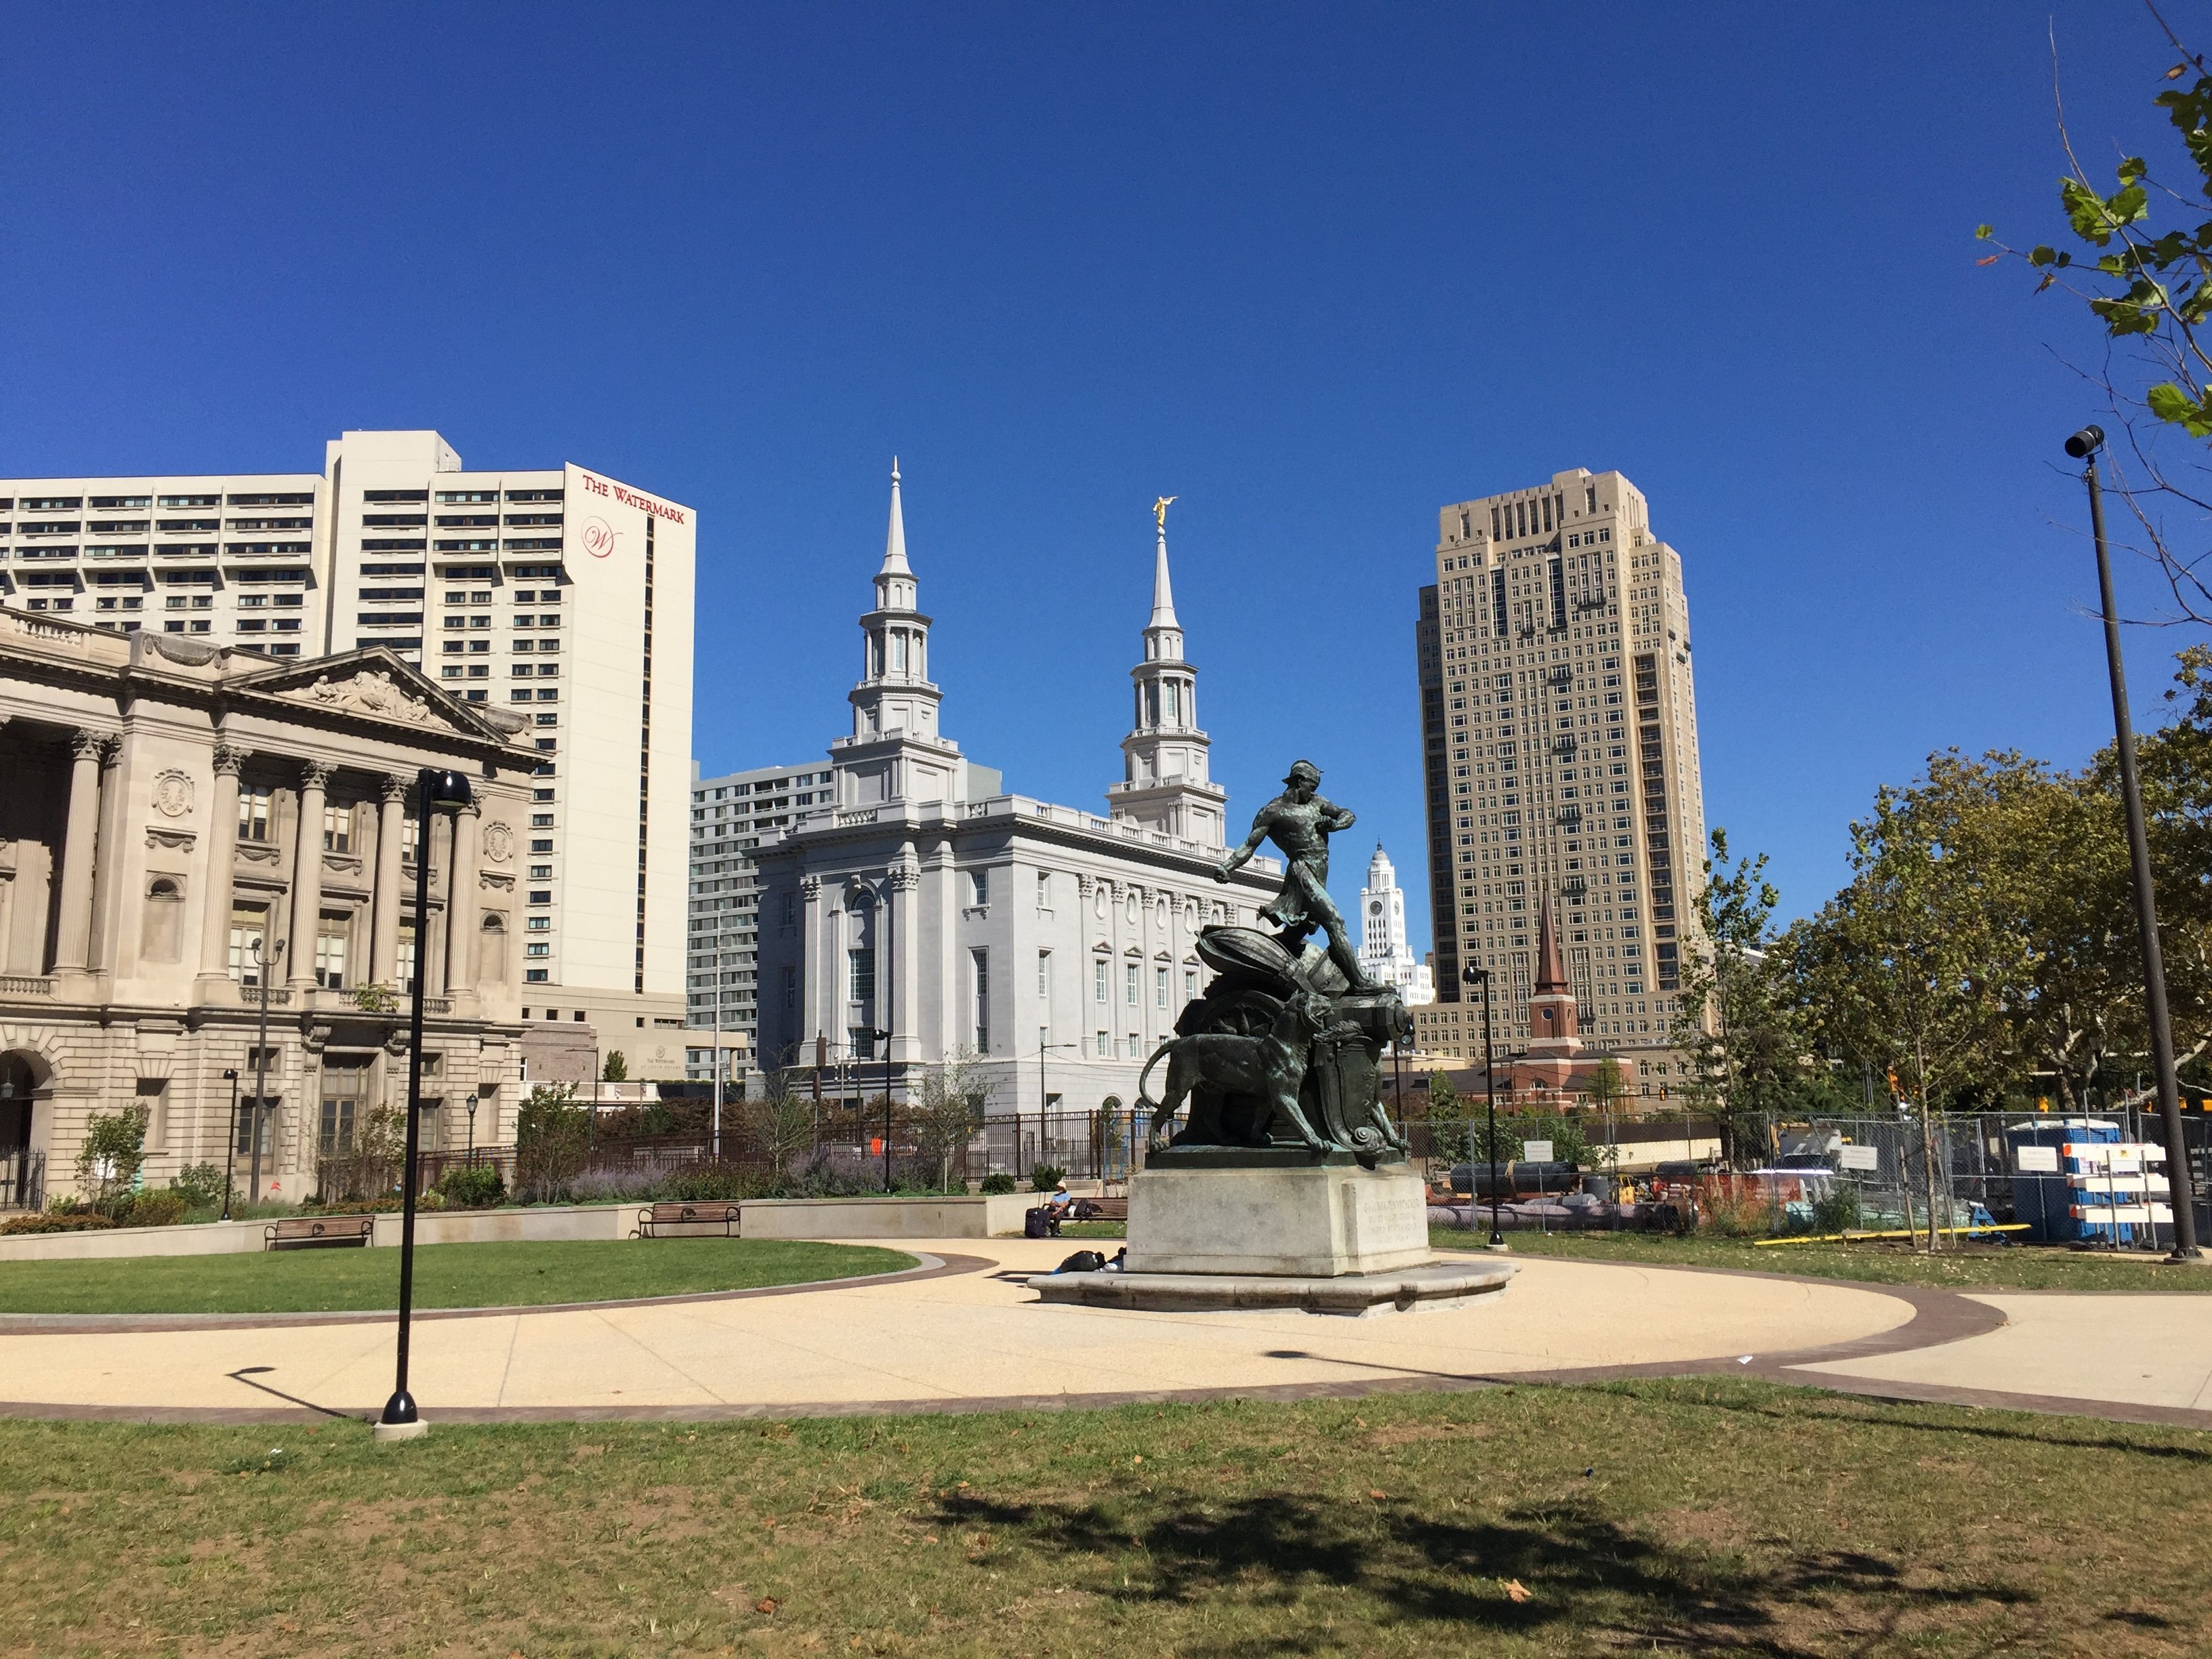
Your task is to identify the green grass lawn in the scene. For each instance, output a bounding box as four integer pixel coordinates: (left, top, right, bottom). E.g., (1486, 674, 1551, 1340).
(0, 1239, 916, 1315)
(1431, 1224, 2212, 1292)
(0, 1380, 2205, 1656)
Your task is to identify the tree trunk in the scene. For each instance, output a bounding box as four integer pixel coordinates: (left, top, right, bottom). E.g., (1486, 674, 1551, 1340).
(1915, 1032, 1942, 1253)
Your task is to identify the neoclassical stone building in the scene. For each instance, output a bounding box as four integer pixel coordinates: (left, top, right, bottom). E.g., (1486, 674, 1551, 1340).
(0, 611, 533, 1205)
(752, 468, 1284, 1138)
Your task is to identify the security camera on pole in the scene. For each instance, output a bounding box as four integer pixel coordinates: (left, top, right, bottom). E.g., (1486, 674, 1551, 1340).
(2064, 425, 2203, 1263)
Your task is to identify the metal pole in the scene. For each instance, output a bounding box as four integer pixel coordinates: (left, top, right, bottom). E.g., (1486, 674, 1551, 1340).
(1466, 964, 1503, 1247)
(220, 1069, 239, 1222)
(882, 874, 896, 1193)
(382, 769, 469, 1439)
(2074, 430, 2203, 1261)
(712, 934, 724, 1162)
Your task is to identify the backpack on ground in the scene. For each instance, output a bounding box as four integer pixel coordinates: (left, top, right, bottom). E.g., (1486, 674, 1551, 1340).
(1055, 1249, 1107, 1273)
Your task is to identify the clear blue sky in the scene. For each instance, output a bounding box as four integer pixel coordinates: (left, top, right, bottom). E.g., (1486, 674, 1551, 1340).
(3, 3, 2194, 949)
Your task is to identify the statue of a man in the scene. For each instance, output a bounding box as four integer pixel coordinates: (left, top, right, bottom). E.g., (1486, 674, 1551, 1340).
(1216, 759, 1378, 991)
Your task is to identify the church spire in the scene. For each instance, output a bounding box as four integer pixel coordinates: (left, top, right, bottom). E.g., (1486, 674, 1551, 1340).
(1148, 520, 1179, 630)
(1534, 893, 1567, 993)
(880, 457, 912, 576)
(1109, 498, 1225, 848)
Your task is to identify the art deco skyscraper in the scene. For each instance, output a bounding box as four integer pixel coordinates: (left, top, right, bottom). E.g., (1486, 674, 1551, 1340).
(1416, 468, 1706, 1066)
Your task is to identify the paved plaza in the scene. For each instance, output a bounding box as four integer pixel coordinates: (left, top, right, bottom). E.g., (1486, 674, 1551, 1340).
(0, 1242, 2206, 1427)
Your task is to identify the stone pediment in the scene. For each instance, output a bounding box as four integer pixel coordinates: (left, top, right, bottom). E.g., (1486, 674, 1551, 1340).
(227, 649, 526, 744)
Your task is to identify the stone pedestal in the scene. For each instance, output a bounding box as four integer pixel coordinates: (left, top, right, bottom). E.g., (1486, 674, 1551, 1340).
(1124, 1161, 1431, 1277)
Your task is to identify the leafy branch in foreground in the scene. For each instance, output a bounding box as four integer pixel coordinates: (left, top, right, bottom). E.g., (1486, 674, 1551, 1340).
(1976, 13, 2212, 625)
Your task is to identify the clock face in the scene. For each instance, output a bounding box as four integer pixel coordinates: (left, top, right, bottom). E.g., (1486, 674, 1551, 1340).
(1368, 901, 1382, 917)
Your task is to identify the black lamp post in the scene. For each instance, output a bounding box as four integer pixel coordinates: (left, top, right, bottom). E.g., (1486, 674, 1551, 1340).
(220, 1069, 239, 1222)
(872, 1029, 894, 1190)
(377, 766, 474, 1443)
(1464, 963, 1504, 1248)
(2065, 425, 2203, 1261)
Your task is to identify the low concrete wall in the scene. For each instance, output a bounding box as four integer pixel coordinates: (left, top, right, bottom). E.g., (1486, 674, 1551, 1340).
(0, 1219, 268, 1263)
(370, 1205, 636, 1248)
(739, 1193, 1035, 1239)
(0, 1204, 640, 1263)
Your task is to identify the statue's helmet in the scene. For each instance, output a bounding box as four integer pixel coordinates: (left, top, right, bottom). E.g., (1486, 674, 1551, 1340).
(1283, 760, 1322, 787)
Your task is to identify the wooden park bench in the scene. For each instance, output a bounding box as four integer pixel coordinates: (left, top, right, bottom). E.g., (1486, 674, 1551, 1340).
(1071, 1196, 1128, 1223)
(634, 1200, 742, 1238)
(264, 1216, 373, 1250)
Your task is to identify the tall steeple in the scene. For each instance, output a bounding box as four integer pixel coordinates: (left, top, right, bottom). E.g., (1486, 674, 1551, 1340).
(832, 459, 968, 807)
(1108, 503, 1226, 848)
(1527, 894, 1583, 1053)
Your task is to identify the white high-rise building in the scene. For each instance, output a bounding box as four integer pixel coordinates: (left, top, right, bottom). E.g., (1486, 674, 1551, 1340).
(685, 758, 834, 1077)
(0, 430, 696, 1062)
(1357, 844, 1433, 1005)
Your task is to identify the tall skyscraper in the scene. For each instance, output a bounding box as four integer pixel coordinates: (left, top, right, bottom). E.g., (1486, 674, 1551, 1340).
(0, 430, 696, 1054)
(1416, 468, 1706, 1077)
(1357, 844, 1433, 1004)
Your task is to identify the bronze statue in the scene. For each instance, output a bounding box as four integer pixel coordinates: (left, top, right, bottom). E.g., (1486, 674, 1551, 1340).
(1216, 759, 1376, 992)
(1136, 764, 1412, 1166)
(1139, 991, 1328, 1155)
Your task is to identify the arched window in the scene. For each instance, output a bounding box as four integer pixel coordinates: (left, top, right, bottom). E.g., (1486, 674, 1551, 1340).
(478, 913, 508, 983)
(141, 877, 184, 962)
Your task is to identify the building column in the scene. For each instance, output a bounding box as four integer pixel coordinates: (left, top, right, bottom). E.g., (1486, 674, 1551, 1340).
(369, 774, 407, 987)
(286, 760, 332, 991)
(51, 730, 106, 973)
(888, 854, 919, 1067)
(427, 813, 453, 995)
(85, 735, 130, 975)
(198, 745, 247, 982)
(445, 800, 480, 995)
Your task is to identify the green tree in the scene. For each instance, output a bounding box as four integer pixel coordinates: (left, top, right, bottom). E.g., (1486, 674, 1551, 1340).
(742, 1067, 817, 1185)
(514, 1083, 590, 1204)
(907, 1047, 993, 1191)
(600, 1050, 628, 1083)
(1792, 755, 2050, 1245)
(1671, 830, 1809, 1166)
(1422, 1071, 1475, 1166)
(75, 1105, 150, 1214)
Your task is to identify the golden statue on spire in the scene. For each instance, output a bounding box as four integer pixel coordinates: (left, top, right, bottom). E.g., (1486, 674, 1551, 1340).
(1152, 495, 1176, 532)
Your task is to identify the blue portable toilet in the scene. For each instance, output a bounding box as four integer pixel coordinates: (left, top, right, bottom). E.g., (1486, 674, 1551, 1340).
(2007, 1118, 2125, 1244)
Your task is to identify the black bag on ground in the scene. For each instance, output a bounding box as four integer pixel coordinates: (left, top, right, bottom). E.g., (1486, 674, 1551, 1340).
(1055, 1250, 1107, 1273)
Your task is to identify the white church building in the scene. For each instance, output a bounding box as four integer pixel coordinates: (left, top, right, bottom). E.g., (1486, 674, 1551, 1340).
(1357, 844, 1435, 1006)
(752, 466, 1282, 1134)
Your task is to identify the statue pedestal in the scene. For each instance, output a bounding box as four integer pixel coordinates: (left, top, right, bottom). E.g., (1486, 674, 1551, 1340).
(1126, 1162, 1431, 1277)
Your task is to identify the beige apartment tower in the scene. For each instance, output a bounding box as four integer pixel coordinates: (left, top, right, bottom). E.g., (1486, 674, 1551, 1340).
(1414, 468, 1706, 1092)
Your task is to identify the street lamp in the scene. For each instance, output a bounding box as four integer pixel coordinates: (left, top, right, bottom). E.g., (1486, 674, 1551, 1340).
(247, 935, 285, 1208)
(2066, 425, 2204, 1262)
(377, 766, 474, 1443)
(220, 1069, 239, 1223)
(872, 1029, 895, 1191)
(1464, 963, 1504, 1248)
(1031, 1042, 1077, 1183)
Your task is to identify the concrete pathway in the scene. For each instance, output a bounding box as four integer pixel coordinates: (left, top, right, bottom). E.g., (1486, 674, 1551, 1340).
(1791, 1291, 2212, 1422)
(0, 1240, 2205, 1427)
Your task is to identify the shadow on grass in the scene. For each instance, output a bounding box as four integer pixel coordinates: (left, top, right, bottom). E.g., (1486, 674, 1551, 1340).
(934, 1488, 2028, 1656)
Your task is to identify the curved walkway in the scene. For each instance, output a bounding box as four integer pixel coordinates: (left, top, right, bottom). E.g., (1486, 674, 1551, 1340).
(0, 1238, 2200, 1427)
